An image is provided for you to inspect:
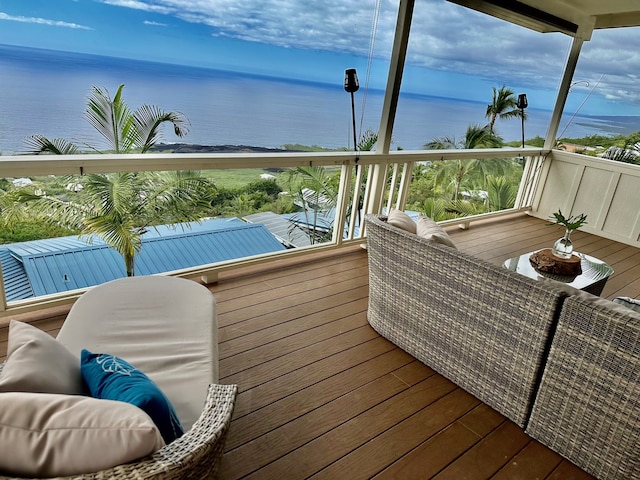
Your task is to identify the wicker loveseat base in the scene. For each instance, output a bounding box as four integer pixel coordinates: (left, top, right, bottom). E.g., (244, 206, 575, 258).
(365, 214, 639, 480)
(0, 361, 237, 480)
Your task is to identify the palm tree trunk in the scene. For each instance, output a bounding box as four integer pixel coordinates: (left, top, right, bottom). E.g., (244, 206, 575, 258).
(125, 253, 135, 277)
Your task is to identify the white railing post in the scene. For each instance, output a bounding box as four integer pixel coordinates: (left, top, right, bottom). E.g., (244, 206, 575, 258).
(0, 261, 6, 313)
(332, 164, 353, 244)
(395, 162, 414, 210)
(364, 163, 388, 215)
(514, 156, 533, 209)
(386, 163, 400, 212)
(348, 165, 365, 239)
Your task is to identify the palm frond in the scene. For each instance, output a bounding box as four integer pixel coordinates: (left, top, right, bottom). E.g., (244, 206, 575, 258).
(486, 175, 517, 211)
(17, 192, 92, 231)
(85, 85, 138, 153)
(134, 105, 190, 153)
(144, 171, 214, 223)
(425, 136, 457, 150)
(24, 135, 80, 155)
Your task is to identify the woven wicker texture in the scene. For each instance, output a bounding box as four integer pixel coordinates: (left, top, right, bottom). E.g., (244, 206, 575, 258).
(0, 376, 237, 480)
(526, 295, 640, 480)
(365, 214, 568, 427)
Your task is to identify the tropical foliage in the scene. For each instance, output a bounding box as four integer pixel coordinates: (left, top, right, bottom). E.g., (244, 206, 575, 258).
(20, 171, 214, 276)
(15, 84, 216, 276)
(285, 166, 339, 244)
(410, 91, 527, 221)
(600, 142, 640, 164)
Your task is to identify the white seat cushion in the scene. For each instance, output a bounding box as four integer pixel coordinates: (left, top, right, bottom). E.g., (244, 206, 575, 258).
(56, 276, 217, 430)
(0, 392, 164, 477)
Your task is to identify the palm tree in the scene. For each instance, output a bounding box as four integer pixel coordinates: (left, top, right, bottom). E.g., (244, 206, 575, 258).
(20, 85, 213, 276)
(425, 124, 502, 151)
(485, 85, 526, 133)
(25, 84, 189, 154)
(358, 129, 378, 152)
(601, 142, 640, 164)
(22, 171, 214, 276)
(425, 124, 502, 201)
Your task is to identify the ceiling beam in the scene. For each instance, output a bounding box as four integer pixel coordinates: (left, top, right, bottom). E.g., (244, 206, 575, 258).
(447, 0, 579, 35)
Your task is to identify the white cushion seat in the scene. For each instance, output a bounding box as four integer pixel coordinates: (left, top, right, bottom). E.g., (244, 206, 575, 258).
(56, 275, 218, 431)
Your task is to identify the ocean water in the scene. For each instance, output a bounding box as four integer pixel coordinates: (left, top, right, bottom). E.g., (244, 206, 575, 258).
(1, 44, 639, 155)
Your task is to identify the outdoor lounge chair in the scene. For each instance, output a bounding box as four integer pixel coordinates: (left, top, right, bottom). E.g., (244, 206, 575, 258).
(0, 275, 237, 479)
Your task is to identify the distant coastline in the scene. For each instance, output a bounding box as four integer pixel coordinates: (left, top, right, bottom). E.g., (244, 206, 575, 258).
(149, 143, 301, 154)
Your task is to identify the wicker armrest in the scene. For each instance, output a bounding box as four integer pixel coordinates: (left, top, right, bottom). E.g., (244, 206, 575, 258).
(0, 380, 238, 480)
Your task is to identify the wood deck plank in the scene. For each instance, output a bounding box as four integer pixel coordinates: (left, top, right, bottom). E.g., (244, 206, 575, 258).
(220, 304, 368, 375)
(211, 253, 366, 301)
(215, 266, 368, 315)
(243, 381, 470, 480)
(219, 295, 368, 359)
(222, 370, 419, 479)
(218, 284, 369, 343)
(431, 422, 531, 480)
(216, 272, 369, 325)
(308, 389, 481, 480)
(224, 350, 419, 450)
(232, 336, 397, 418)
(491, 441, 564, 480)
(374, 405, 505, 480)
(223, 323, 379, 392)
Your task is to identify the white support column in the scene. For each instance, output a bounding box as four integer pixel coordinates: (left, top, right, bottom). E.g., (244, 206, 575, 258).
(377, 0, 414, 154)
(367, 0, 415, 216)
(544, 24, 593, 150)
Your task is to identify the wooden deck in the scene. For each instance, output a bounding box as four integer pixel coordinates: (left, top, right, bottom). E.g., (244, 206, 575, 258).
(2, 212, 639, 479)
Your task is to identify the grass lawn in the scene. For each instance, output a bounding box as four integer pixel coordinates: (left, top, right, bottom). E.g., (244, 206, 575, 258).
(203, 168, 285, 189)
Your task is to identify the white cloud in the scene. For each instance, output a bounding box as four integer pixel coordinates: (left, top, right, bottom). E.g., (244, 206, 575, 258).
(0, 12, 92, 30)
(99, 0, 174, 15)
(94, 0, 640, 104)
(144, 20, 168, 26)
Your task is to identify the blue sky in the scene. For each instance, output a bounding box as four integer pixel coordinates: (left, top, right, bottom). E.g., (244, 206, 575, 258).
(0, 0, 639, 115)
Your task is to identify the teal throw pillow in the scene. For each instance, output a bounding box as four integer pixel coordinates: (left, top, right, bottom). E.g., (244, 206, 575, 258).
(80, 349, 183, 444)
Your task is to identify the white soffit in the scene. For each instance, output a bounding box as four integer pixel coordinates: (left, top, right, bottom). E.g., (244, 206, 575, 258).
(446, 0, 640, 36)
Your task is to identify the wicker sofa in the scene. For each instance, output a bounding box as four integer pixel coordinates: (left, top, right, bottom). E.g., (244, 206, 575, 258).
(365, 214, 639, 480)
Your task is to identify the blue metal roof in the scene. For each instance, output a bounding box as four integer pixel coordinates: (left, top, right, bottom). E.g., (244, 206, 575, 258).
(0, 248, 34, 300)
(1, 218, 285, 301)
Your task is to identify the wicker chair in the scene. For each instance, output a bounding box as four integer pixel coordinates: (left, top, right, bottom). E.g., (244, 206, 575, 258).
(0, 276, 237, 479)
(0, 368, 237, 480)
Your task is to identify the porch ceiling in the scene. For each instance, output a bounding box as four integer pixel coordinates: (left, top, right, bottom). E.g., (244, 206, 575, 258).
(447, 0, 640, 36)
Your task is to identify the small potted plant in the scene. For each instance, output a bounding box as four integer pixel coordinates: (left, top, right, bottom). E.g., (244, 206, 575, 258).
(549, 209, 588, 258)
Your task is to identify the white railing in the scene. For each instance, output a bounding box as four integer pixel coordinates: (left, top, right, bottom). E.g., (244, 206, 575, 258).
(530, 149, 640, 248)
(0, 147, 545, 315)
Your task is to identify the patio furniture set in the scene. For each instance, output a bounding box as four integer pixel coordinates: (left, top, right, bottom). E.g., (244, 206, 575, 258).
(365, 212, 639, 480)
